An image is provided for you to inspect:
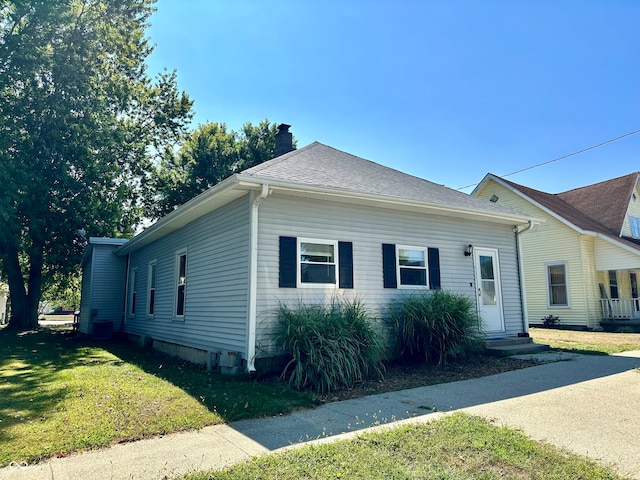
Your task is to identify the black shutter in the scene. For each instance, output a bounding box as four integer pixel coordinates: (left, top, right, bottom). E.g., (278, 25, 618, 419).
(338, 241, 354, 289)
(279, 236, 297, 288)
(382, 243, 397, 288)
(428, 247, 441, 289)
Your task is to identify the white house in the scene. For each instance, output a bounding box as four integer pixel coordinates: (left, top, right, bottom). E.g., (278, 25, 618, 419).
(80, 126, 535, 372)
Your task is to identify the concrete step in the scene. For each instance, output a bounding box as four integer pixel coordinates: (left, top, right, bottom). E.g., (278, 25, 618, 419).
(485, 337, 535, 347)
(485, 337, 550, 357)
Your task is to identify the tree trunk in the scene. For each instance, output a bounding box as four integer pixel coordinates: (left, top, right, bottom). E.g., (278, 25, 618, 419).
(1, 243, 40, 331)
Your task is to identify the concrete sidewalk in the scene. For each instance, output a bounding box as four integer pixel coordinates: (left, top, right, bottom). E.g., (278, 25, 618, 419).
(2, 351, 639, 480)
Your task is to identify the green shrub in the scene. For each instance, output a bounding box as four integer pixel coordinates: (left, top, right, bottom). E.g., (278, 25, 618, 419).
(277, 297, 385, 394)
(390, 289, 485, 366)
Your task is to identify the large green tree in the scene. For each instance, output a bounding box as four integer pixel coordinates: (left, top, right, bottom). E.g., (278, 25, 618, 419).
(0, 0, 192, 330)
(147, 120, 289, 219)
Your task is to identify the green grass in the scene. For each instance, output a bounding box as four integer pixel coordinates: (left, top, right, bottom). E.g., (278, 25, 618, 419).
(186, 413, 621, 480)
(529, 328, 640, 355)
(0, 326, 316, 466)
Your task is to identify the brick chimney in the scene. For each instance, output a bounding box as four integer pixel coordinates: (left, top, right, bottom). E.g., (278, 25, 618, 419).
(274, 123, 294, 157)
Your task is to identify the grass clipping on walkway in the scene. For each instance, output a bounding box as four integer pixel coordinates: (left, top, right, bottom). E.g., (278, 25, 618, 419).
(188, 413, 622, 480)
(0, 327, 315, 466)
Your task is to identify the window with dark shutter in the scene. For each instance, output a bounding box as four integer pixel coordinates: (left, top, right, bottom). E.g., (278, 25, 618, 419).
(428, 247, 441, 289)
(279, 236, 297, 288)
(382, 244, 397, 288)
(338, 241, 353, 289)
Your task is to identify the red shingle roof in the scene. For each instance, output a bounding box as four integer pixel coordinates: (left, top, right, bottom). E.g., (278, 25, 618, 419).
(498, 172, 640, 240)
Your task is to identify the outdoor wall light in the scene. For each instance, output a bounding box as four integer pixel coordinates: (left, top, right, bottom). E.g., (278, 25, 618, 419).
(464, 244, 473, 256)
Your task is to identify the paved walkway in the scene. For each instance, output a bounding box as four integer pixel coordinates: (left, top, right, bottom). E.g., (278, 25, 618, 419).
(2, 351, 639, 480)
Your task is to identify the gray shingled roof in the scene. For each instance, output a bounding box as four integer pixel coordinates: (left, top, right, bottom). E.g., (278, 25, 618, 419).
(242, 142, 529, 219)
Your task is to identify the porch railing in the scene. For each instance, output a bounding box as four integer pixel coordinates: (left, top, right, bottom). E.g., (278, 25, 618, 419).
(600, 298, 640, 320)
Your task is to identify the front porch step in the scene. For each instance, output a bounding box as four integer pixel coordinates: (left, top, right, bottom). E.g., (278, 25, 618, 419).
(485, 337, 549, 357)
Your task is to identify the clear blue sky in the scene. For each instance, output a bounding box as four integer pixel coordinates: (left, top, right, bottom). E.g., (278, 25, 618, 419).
(146, 1, 639, 194)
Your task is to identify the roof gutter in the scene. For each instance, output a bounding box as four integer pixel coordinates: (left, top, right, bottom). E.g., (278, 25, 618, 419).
(246, 183, 270, 373)
(236, 175, 535, 226)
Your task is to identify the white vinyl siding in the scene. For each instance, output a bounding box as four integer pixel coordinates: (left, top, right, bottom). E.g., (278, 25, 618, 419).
(79, 242, 128, 334)
(255, 193, 524, 356)
(122, 196, 251, 355)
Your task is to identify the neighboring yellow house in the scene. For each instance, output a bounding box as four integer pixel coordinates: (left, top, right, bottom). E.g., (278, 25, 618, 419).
(473, 172, 640, 330)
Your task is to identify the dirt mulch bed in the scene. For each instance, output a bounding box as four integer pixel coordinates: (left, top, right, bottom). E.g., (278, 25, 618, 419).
(315, 355, 542, 403)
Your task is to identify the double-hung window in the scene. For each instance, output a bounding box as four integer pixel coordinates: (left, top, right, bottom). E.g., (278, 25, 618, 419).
(148, 261, 157, 316)
(397, 246, 428, 287)
(547, 263, 569, 307)
(299, 239, 338, 286)
(609, 270, 619, 299)
(175, 251, 187, 317)
(130, 268, 138, 315)
(630, 216, 640, 238)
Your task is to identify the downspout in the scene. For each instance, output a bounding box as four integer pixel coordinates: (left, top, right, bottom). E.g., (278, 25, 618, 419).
(247, 183, 270, 372)
(515, 221, 534, 333)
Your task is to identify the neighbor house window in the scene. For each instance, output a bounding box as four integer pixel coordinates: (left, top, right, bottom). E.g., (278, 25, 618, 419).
(298, 239, 338, 286)
(630, 216, 640, 238)
(175, 251, 187, 317)
(397, 246, 428, 287)
(609, 270, 619, 299)
(546, 263, 568, 307)
(148, 261, 157, 316)
(130, 268, 138, 315)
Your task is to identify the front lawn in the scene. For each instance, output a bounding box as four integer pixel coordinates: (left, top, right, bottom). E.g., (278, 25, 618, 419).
(530, 327, 640, 355)
(186, 413, 622, 480)
(0, 326, 315, 466)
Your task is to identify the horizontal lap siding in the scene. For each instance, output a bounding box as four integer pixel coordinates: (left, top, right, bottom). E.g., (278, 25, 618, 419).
(476, 182, 591, 326)
(255, 194, 523, 357)
(124, 196, 251, 354)
(81, 245, 127, 333)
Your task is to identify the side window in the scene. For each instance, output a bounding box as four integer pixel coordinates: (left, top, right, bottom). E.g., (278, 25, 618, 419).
(148, 261, 157, 316)
(279, 236, 353, 289)
(383, 244, 440, 289)
(299, 239, 338, 286)
(129, 267, 138, 315)
(547, 263, 569, 307)
(630, 216, 640, 238)
(609, 270, 619, 299)
(397, 246, 428, 287)
(175, 251, 187, 317)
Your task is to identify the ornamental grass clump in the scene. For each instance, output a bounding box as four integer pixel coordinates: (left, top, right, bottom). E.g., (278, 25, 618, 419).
(278, 297, 385, 394)
(391, 289, 485, 366)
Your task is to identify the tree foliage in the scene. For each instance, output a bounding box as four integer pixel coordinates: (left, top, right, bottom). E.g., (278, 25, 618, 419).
(0, 0, 192, 330)
(147, 119, 289, 219)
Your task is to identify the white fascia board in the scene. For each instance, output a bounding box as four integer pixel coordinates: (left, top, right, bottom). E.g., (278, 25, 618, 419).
(621, 174, 640, 228)
(116, 175, 243, 255)
(236, 175, 535, 226)
(594, 233, 640, 257)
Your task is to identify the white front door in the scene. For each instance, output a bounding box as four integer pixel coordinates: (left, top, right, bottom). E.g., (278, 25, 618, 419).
(473, 248, 505, 333)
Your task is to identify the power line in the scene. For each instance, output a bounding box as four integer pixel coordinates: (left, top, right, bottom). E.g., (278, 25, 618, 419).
(457, 129, 640, 191)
